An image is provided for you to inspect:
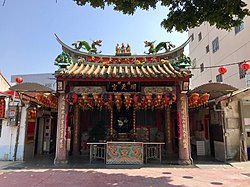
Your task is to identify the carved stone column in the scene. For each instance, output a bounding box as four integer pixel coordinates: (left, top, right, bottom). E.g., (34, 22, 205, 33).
(54, 93, 68, 165)
(165, 107, 173, 154)
(177, 92, 192, 165)
(73, 105, 80, 155)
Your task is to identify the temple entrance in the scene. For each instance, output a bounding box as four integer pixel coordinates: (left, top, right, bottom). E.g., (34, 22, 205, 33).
(113, 105, 133, 141)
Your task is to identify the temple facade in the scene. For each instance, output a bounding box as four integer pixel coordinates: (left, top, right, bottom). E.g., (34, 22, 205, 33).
(53, 36, 193, 165)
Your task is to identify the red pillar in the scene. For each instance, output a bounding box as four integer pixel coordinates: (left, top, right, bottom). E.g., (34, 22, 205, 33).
(177, 91, 192, 165)
(54, 93, 68, 165)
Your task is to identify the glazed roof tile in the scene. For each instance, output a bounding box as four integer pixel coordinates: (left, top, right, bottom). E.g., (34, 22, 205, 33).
(57, 59, 191, 79)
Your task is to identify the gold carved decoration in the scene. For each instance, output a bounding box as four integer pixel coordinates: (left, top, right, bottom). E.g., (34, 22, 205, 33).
(180, 94, 188, 149)
(143, 86, 174, 94)
(73, 86, 103, 94)
(59, 94, 66, 149)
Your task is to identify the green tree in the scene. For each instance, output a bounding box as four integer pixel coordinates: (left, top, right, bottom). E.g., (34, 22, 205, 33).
(73, 0, 250, 32)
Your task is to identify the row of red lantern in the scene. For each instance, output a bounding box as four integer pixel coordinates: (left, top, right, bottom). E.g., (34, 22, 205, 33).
(77, 92, 177, 111)
(79, 93, 113, 110)
(218, 61, 250, 75)
(188, 93, 210, 108)
(35, 94, 58, 109)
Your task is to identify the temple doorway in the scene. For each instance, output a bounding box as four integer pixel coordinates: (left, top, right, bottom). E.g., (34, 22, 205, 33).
(113, 105, 133, 141)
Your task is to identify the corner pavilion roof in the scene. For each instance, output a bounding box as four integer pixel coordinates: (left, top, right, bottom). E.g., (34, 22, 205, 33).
(55, 35, 192, 82)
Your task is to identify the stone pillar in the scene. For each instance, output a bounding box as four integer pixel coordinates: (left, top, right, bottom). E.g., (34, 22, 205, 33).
(73, 105, 80, 155)
(177, 92, 192, 165)
(165, 107, 173, 154)
(54, 93, 68, 165)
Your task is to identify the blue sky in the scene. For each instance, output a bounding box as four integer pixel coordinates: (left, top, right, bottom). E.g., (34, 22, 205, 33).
(0, 0, 187, 81)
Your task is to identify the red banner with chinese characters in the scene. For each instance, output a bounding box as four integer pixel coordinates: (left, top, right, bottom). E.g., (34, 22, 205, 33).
(0, 97, 6, 118)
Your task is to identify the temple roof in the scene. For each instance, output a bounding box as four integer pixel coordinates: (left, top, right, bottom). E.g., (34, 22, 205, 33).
(56, 59, 191, 80)
(54, 35, 192, 81)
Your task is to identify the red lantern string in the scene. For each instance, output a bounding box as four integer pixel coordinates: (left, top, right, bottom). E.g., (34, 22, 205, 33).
(133, 93, 145, 110)
(145, 93, 153, 109)
(66, 92, 78, 105)
(92, 93, 100, 106)
(189, 59, 250, 70)
(114, 93, 122, 111)
(123, 93, 132, 110)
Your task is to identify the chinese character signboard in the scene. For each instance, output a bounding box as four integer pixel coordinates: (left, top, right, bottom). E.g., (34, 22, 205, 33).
(0, 97, 5, 118)
(107, 82, 140, 92)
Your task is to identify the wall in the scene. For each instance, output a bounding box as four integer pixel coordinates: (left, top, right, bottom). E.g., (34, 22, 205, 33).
(214, 141, 225, 161)
(221, 88, 250, 160)
(0, 103, 28, 160)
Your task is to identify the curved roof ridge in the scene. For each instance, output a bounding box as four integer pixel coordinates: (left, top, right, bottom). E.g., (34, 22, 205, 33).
(54, 34, 190, 58)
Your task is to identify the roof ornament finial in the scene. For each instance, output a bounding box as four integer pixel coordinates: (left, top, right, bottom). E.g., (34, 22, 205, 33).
(54, 52, 72, 69)
(115, 42, 131, 56)
(174, 54, 192, 68)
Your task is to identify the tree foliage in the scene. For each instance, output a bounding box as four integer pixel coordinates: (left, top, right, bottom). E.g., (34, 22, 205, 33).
(73, 0, 250, 32)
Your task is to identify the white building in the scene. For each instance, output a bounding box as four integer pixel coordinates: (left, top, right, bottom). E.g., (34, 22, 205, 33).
(0, 72, 10, 92)
(0, 72, 23, 160)
(0, 73, 57, 161)
(188, 1, 250, 89)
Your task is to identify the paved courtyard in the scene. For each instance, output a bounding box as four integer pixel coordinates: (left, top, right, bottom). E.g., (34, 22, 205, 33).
(0, 162, 250, 187)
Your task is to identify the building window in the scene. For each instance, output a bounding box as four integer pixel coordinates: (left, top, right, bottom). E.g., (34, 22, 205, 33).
(200, 63, 204, 72)
(0, 119, 2, 138)
(235, 22, 244, 35)
(190, 33, 194, 41)
(206, 45, 209, 53)
(239, 62, 246, 79)
(212, 37, 219, 53)
(198, 32, 202, 41)
(216, 74, 223, 82)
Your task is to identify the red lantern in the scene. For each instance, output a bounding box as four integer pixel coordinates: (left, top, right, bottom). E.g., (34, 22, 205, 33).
(191, 93, 199, 104)
(200, 93, 210, 103)
(133, 93, 145, 110)
(218, 66, 227, 74)
(15, 76, 23, 84)
(66, 92, 78, 105)
(164, 92, 176, 106)
(240, 62, 250, 71)
(102, 93, 113, 110)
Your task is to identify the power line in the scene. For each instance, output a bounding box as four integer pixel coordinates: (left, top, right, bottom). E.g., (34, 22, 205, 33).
(188, 59, 250, 70)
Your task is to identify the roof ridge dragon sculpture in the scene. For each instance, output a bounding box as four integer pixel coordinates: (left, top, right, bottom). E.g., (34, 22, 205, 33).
(144, 41, 175, 54)
(72, 40, 102, 54)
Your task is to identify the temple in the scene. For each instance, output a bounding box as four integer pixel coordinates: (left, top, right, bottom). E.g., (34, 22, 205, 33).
(53, 35, 192, 165)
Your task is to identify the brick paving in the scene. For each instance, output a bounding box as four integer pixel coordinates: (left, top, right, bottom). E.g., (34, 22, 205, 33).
(1, 158, 250, 187)
(0, 166, 250, 187)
